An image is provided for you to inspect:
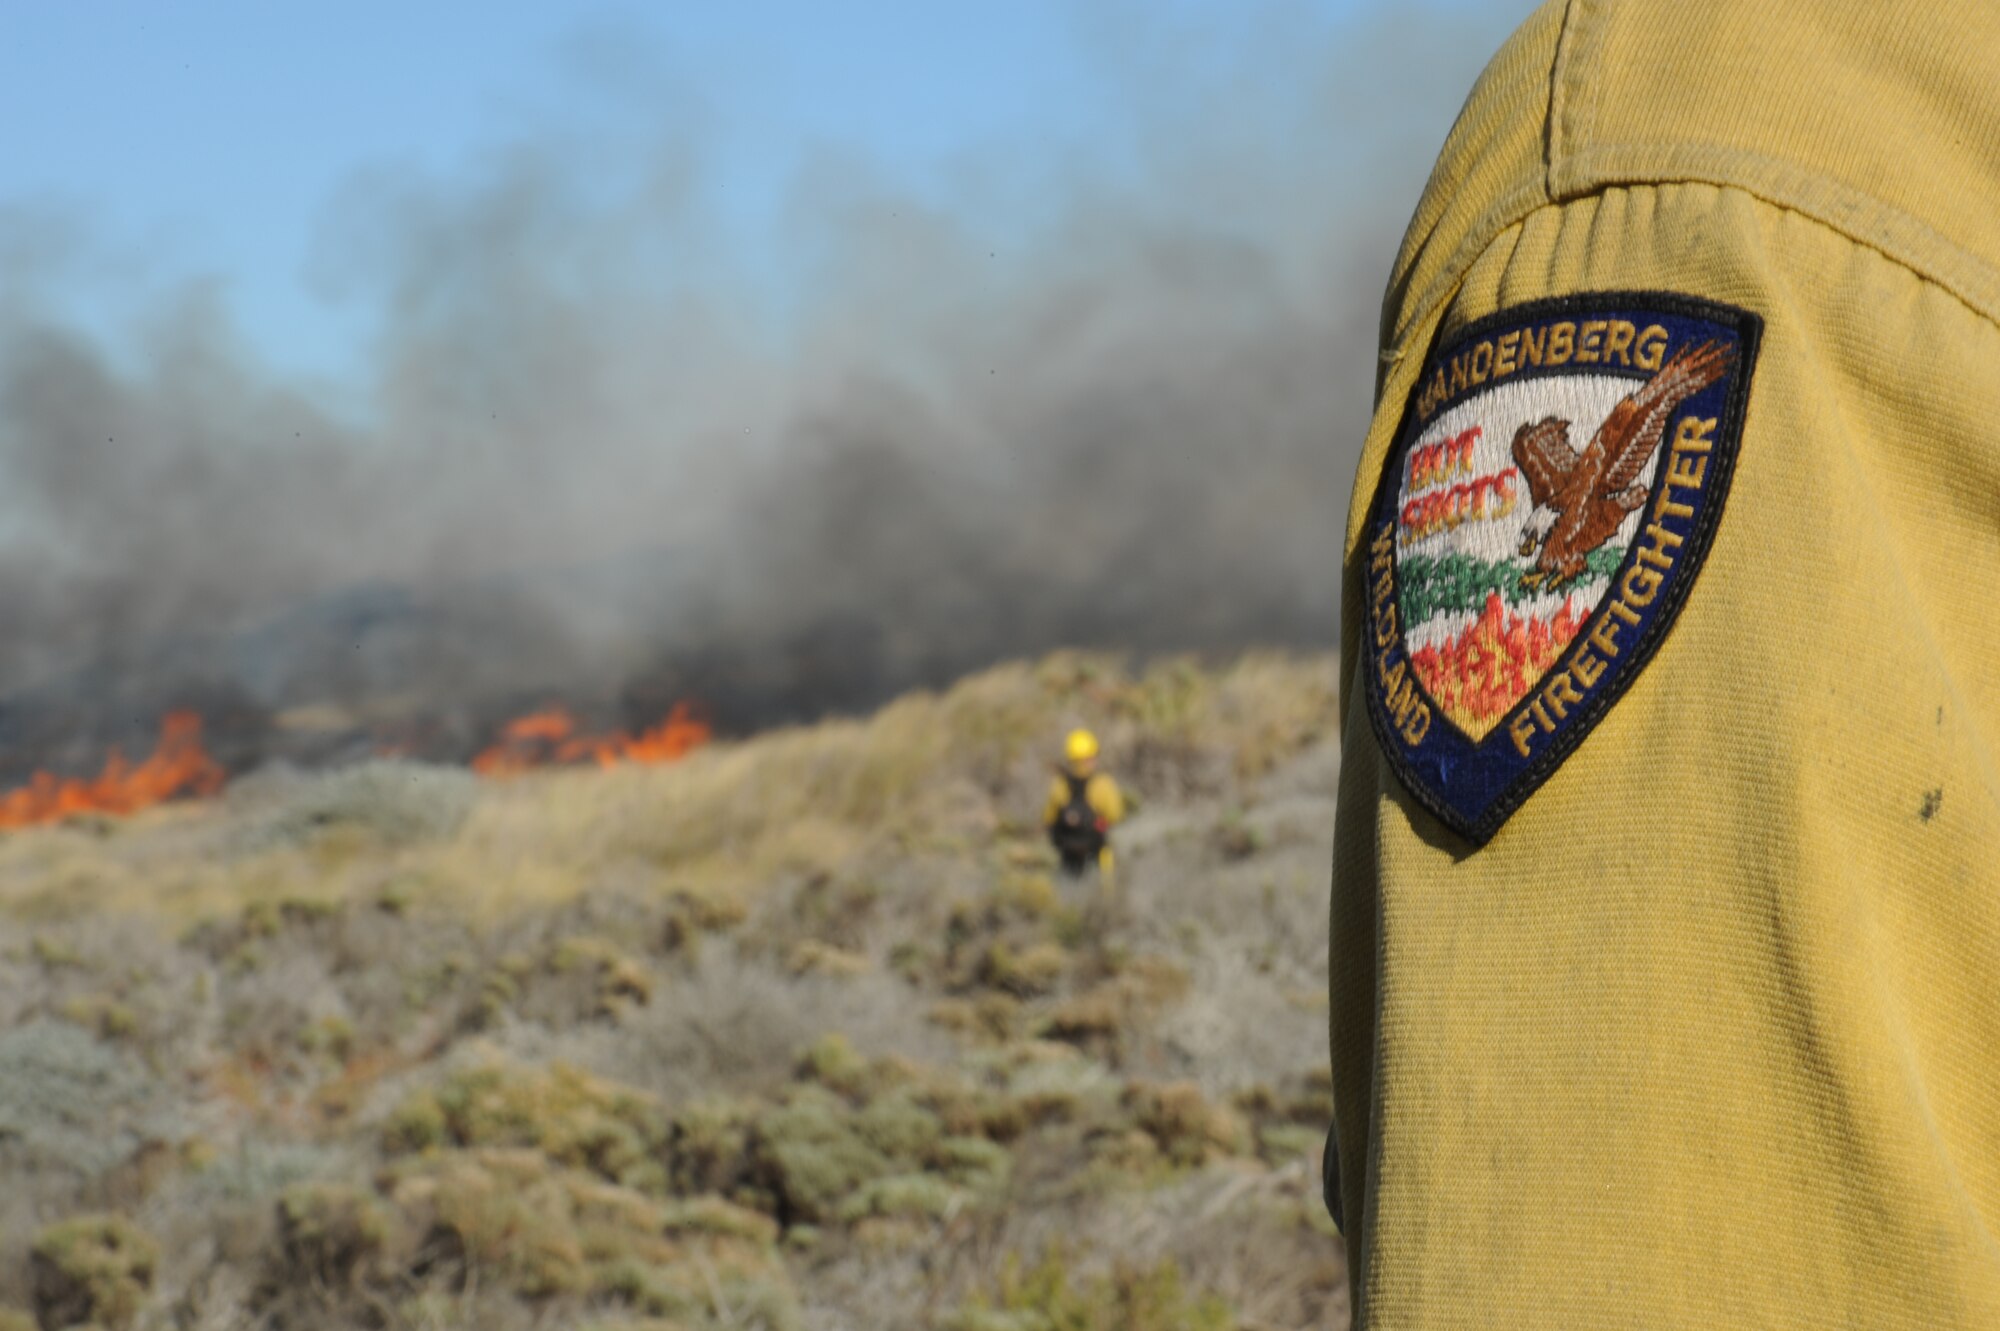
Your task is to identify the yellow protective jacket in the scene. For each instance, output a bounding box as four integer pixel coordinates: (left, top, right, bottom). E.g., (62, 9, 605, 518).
(1042, 770, 1125, 832)
(1330, 3, 2000, 1327)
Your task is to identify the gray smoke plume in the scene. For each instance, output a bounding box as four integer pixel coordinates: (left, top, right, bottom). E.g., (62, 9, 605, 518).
(0, 4, 1522, 768)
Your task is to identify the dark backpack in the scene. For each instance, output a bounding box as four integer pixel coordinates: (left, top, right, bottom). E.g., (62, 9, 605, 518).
(1050, 773, 1107, 861)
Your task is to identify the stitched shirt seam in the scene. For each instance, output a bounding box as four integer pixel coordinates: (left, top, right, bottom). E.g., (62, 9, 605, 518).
(1389, 154, 2000, 369)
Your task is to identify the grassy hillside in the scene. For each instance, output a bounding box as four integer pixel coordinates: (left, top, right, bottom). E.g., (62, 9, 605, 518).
(0, 651, 1346, 1331)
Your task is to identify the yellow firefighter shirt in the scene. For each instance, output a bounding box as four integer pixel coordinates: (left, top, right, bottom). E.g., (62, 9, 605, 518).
(1330, 2, 2000, 1327)
(1042, 771, 1125, 831)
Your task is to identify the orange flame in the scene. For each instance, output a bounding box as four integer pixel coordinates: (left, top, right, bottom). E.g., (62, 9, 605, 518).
(1408, 591, 1588, 738)
(470, 702, 711, 777)
(0, 711, 226, 829)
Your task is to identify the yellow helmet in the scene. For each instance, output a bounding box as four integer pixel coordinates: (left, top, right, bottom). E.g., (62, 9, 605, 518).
(1064, 728, 1099, 765)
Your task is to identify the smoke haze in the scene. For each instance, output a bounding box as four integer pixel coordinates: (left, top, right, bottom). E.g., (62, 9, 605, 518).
(0, 5, 1519, 767)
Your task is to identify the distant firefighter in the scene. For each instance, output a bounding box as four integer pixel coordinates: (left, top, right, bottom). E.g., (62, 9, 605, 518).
(1043, 728, 1124, 878)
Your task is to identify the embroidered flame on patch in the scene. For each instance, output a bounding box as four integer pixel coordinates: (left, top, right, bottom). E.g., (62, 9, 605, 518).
(1363, 292, 1761, 844)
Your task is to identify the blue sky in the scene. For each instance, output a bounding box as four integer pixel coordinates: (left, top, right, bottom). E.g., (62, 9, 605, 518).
(0, 1, 1513, 383)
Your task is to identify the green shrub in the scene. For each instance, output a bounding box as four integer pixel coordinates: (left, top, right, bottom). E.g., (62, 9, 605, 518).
(598, 1259, 699, 1319)
(57, 994, 138, 1041)
(383, 1151, 591, 1299)
(946, 1252, 1234, 1331)
(786, 939, 872, 978)
(1256, 1122, 1325, 1166)
(384, 1091, 449, 1153)
(667, 1098, 757, 1196)
(796, 1033, 870, 1097)
(659, 888, 747, 956)
(854, 1091, 944, 1159)
(388, 1059, 671, 1192)
(1123, 1082, 1249, 1167)
(278, 1181, 394, 1286)
(836, 1173, 956, 1223)
(931, 1135, 1013, 1193)
(31, 934, 86, 969)
(751, 1088, 895, 1224)
(31, 1214, 158, 1331)
(979, 942, 1068, 998)
(549, 936, 655, 1012)
(660, 1195, 780, 1244)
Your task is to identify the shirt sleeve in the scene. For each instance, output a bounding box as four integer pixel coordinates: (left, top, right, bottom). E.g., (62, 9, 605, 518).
(1041, 776, 1067, 827)
(1088, 775, 1125, 825)
(1332, 182, 2000, 1325)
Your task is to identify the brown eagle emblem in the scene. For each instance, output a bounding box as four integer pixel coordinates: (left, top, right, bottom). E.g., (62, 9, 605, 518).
(1511, 341, 1733, 588)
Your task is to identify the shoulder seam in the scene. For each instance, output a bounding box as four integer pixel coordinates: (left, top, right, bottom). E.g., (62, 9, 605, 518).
(1547, 0, 1611, 201)
(1562, 145, 2000, 328)
(1545, 0, 1584, 197)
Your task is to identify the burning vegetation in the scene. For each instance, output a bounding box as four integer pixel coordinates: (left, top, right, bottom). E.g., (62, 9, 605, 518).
(0, 712, 225, 830)
(0, 700, 711, 830)
(470, 703, 712, 777)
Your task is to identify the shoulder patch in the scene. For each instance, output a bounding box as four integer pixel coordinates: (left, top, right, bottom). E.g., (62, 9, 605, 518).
(1362, 291, 1761, 845)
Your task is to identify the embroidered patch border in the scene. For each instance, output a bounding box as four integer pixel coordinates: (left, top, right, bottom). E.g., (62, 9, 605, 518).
(1361, 290, 1762, 845)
